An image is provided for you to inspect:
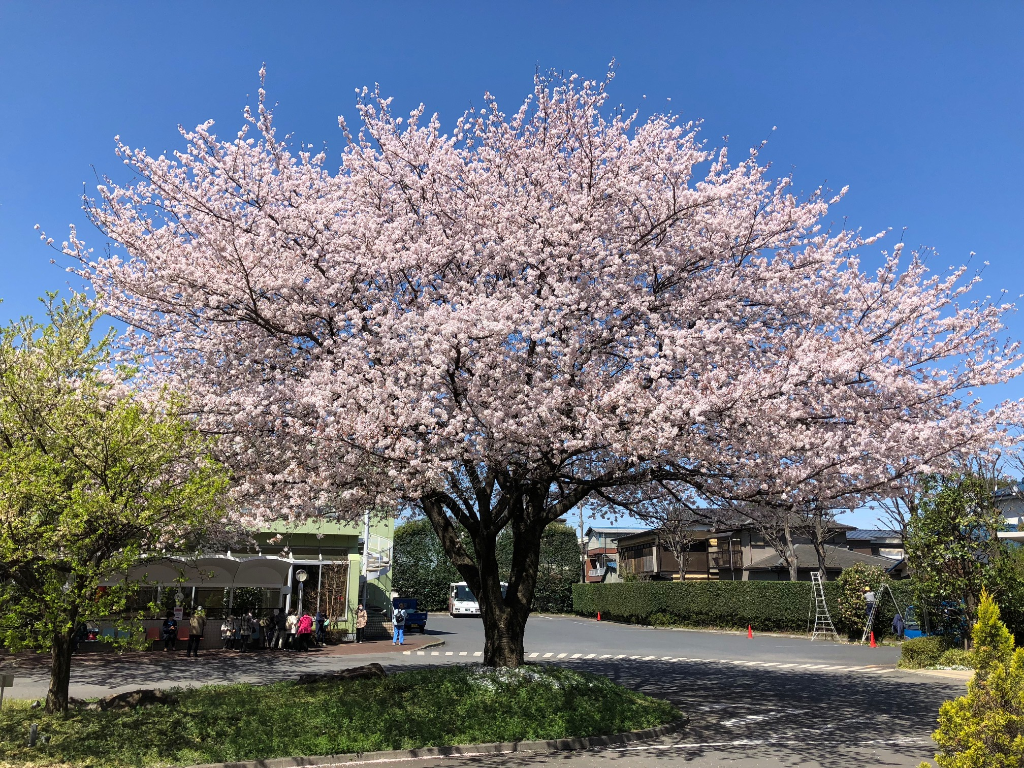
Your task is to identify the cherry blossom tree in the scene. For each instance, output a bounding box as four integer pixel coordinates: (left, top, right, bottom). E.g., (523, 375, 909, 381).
(56, 70, 1023, 666)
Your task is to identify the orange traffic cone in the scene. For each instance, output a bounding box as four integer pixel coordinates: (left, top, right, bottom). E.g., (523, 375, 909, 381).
(748, 625, 753, 639)
(870, 631, 877, 648)
(597, 611, 601, 621)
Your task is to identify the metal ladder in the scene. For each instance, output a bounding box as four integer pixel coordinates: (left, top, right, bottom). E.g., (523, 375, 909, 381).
(810, 571, 838, 641)
(861, 583, 899, 643)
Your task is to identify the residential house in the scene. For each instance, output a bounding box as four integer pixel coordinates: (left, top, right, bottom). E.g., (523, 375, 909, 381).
(583, 527, 646, 582)
(994, 481, 1024, 544)
(846, 529, 906, 560)
(617, 513, 908, 582)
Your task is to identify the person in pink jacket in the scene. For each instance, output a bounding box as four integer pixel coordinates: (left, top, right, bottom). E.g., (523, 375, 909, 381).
(296, 612, 314, 651)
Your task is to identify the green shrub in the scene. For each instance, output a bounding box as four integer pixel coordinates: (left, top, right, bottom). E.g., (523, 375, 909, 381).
(972, 588, 1015, 680)
(573, 580, 915, 634)
(936, 648, 974, 669)
(924, 597, 1024, 767)
(834, 563, 889, 638)
(899, 636, 947, 669)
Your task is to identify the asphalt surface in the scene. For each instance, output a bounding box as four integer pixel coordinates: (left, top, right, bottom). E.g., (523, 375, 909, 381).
(2, 615, 961, 767)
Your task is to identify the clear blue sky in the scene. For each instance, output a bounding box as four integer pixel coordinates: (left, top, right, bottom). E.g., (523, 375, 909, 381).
(2, 1, 1022, 527)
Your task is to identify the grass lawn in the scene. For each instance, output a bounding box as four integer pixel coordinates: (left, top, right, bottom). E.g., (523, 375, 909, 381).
(0, 664, 680, 767)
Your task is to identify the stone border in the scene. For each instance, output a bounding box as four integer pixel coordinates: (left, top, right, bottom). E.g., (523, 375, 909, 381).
(185, 717, 688, 768)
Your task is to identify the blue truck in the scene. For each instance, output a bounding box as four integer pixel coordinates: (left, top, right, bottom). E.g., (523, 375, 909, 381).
(393, 597, 428, 633)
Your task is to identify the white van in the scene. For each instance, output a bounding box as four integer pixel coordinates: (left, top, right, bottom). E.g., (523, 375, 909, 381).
(448, 581, 508, 617)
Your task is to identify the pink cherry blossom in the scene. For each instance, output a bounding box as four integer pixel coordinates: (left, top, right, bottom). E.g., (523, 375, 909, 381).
(58, 70, 1024, 665)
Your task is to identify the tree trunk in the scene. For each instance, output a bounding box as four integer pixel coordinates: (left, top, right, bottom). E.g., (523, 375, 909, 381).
(45, 628, 74, 714)
(784, 518, 799, 582)
(420, 492, 548, 668)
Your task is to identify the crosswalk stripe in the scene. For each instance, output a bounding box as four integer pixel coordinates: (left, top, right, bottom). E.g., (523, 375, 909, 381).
(585, 653, 596, 659)
(528, 652, 539, 658)
(473, 652, 482, 656)
(458, 651, 467, 656)
(445, 652, 453, 656)
(571, 653, 582, 658)
(543, 652, 553, 658)
(556, 653, 567, 658)
(403, 651, 410, 655)
(431, 652, 439, 656)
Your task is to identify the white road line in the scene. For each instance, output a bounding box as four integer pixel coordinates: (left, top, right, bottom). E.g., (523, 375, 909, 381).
(758, 662, 780, 667)
(775, 663, 797, 668)
(473, 652, 482, 656)
(584, 653, 596, 659)
(661, 656, 674, 660)
(528, 652, 539, 658)
(416, 651, 425, 656)
(445, 652, 453, 656)
(431, 652, 439, 656)
(542, 652, 553, 658)
(615, 654, 627, 659)
(403, 651, 411, 655)
(556, 653, 568, 658)
(570, 653, 581, 658)
(458, 651, 467, 656)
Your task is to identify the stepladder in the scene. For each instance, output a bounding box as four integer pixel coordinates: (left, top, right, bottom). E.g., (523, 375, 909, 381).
(861, 583, 901, 643)
(810, 571, 838, 641)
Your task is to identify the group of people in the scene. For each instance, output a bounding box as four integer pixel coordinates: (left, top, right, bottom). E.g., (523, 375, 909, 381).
(160, 606, 331, 655)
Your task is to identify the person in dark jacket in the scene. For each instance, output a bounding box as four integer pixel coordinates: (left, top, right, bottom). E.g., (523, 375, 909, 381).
(314, 610, 327, 646)
(274, 608, 288, 650)
(892, 612, 905, 640)
(161, 612, 178, 652)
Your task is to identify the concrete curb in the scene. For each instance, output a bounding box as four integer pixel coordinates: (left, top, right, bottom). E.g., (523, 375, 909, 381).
(898, 667, 973, 682)
(184, 717, 688, 768)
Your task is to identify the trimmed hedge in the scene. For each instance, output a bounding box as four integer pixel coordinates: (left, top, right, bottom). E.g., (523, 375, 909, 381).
(898, 635, 946, 669)
(572, 580, 915, 635)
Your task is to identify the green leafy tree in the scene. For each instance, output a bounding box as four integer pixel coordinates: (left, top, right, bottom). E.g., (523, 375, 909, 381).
(0, 295, 229, 713)
(906, 473, 1006, 640)
(923, 593, 1024, 768)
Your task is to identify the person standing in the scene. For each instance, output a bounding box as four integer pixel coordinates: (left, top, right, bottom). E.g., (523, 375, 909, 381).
(297, 611, 314, 650)
(274, 608, 288, 650)
(355, 604, 367, 644)
(314, 610, 327, 646)
(161, 612, 178, 652)
(892, 612, 905, 640)
(863, 586, 877, 625)
(240, 611, 253, 652)
(285, 610, 298, 650)
(392, 602, 407, 646)
(186, 607, 206, 658)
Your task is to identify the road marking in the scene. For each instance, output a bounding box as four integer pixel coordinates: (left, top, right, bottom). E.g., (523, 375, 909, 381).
(458, 652, 467, 656)
(416, 651, 425, 656)
(615, 654, 627, 659)
(431, 652, 439, 656)
(556, 653, 567, 658)
(775, 663, 797, 667)
(542, 652, 553, 658)
(584, 653, 596, 659)
(473, 652, 482, 656)
(528, 652, 539, 658)
(570, 653, 581, 658)
(660, 656, 674, 660)
(445, 652, 453, 656)
(403, 651, 410, 655)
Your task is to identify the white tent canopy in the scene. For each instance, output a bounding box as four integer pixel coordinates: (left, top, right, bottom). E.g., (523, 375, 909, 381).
(103, 555, 295, 589)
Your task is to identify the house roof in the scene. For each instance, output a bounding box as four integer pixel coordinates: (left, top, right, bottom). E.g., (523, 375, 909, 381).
(745, 544, 903, 572)
(846, 529, 903, 544)
(585, 527, 647, 536)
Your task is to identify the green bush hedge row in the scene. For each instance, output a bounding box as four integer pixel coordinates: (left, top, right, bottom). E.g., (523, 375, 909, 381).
(572, 580, 916, 635)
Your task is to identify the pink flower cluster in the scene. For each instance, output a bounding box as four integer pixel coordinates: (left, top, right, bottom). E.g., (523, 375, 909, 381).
(60, 71, 1023, 525)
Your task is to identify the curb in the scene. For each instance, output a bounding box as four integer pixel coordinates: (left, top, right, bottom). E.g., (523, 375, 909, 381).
(184, 717, 688, 768)
(898, 667, 973, 682)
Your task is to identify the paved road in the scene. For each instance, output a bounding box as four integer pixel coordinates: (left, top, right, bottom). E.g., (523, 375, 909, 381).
(3, 615, 959, 767)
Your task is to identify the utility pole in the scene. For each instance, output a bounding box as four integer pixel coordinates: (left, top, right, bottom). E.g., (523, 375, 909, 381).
(579, 506, 586, 583)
